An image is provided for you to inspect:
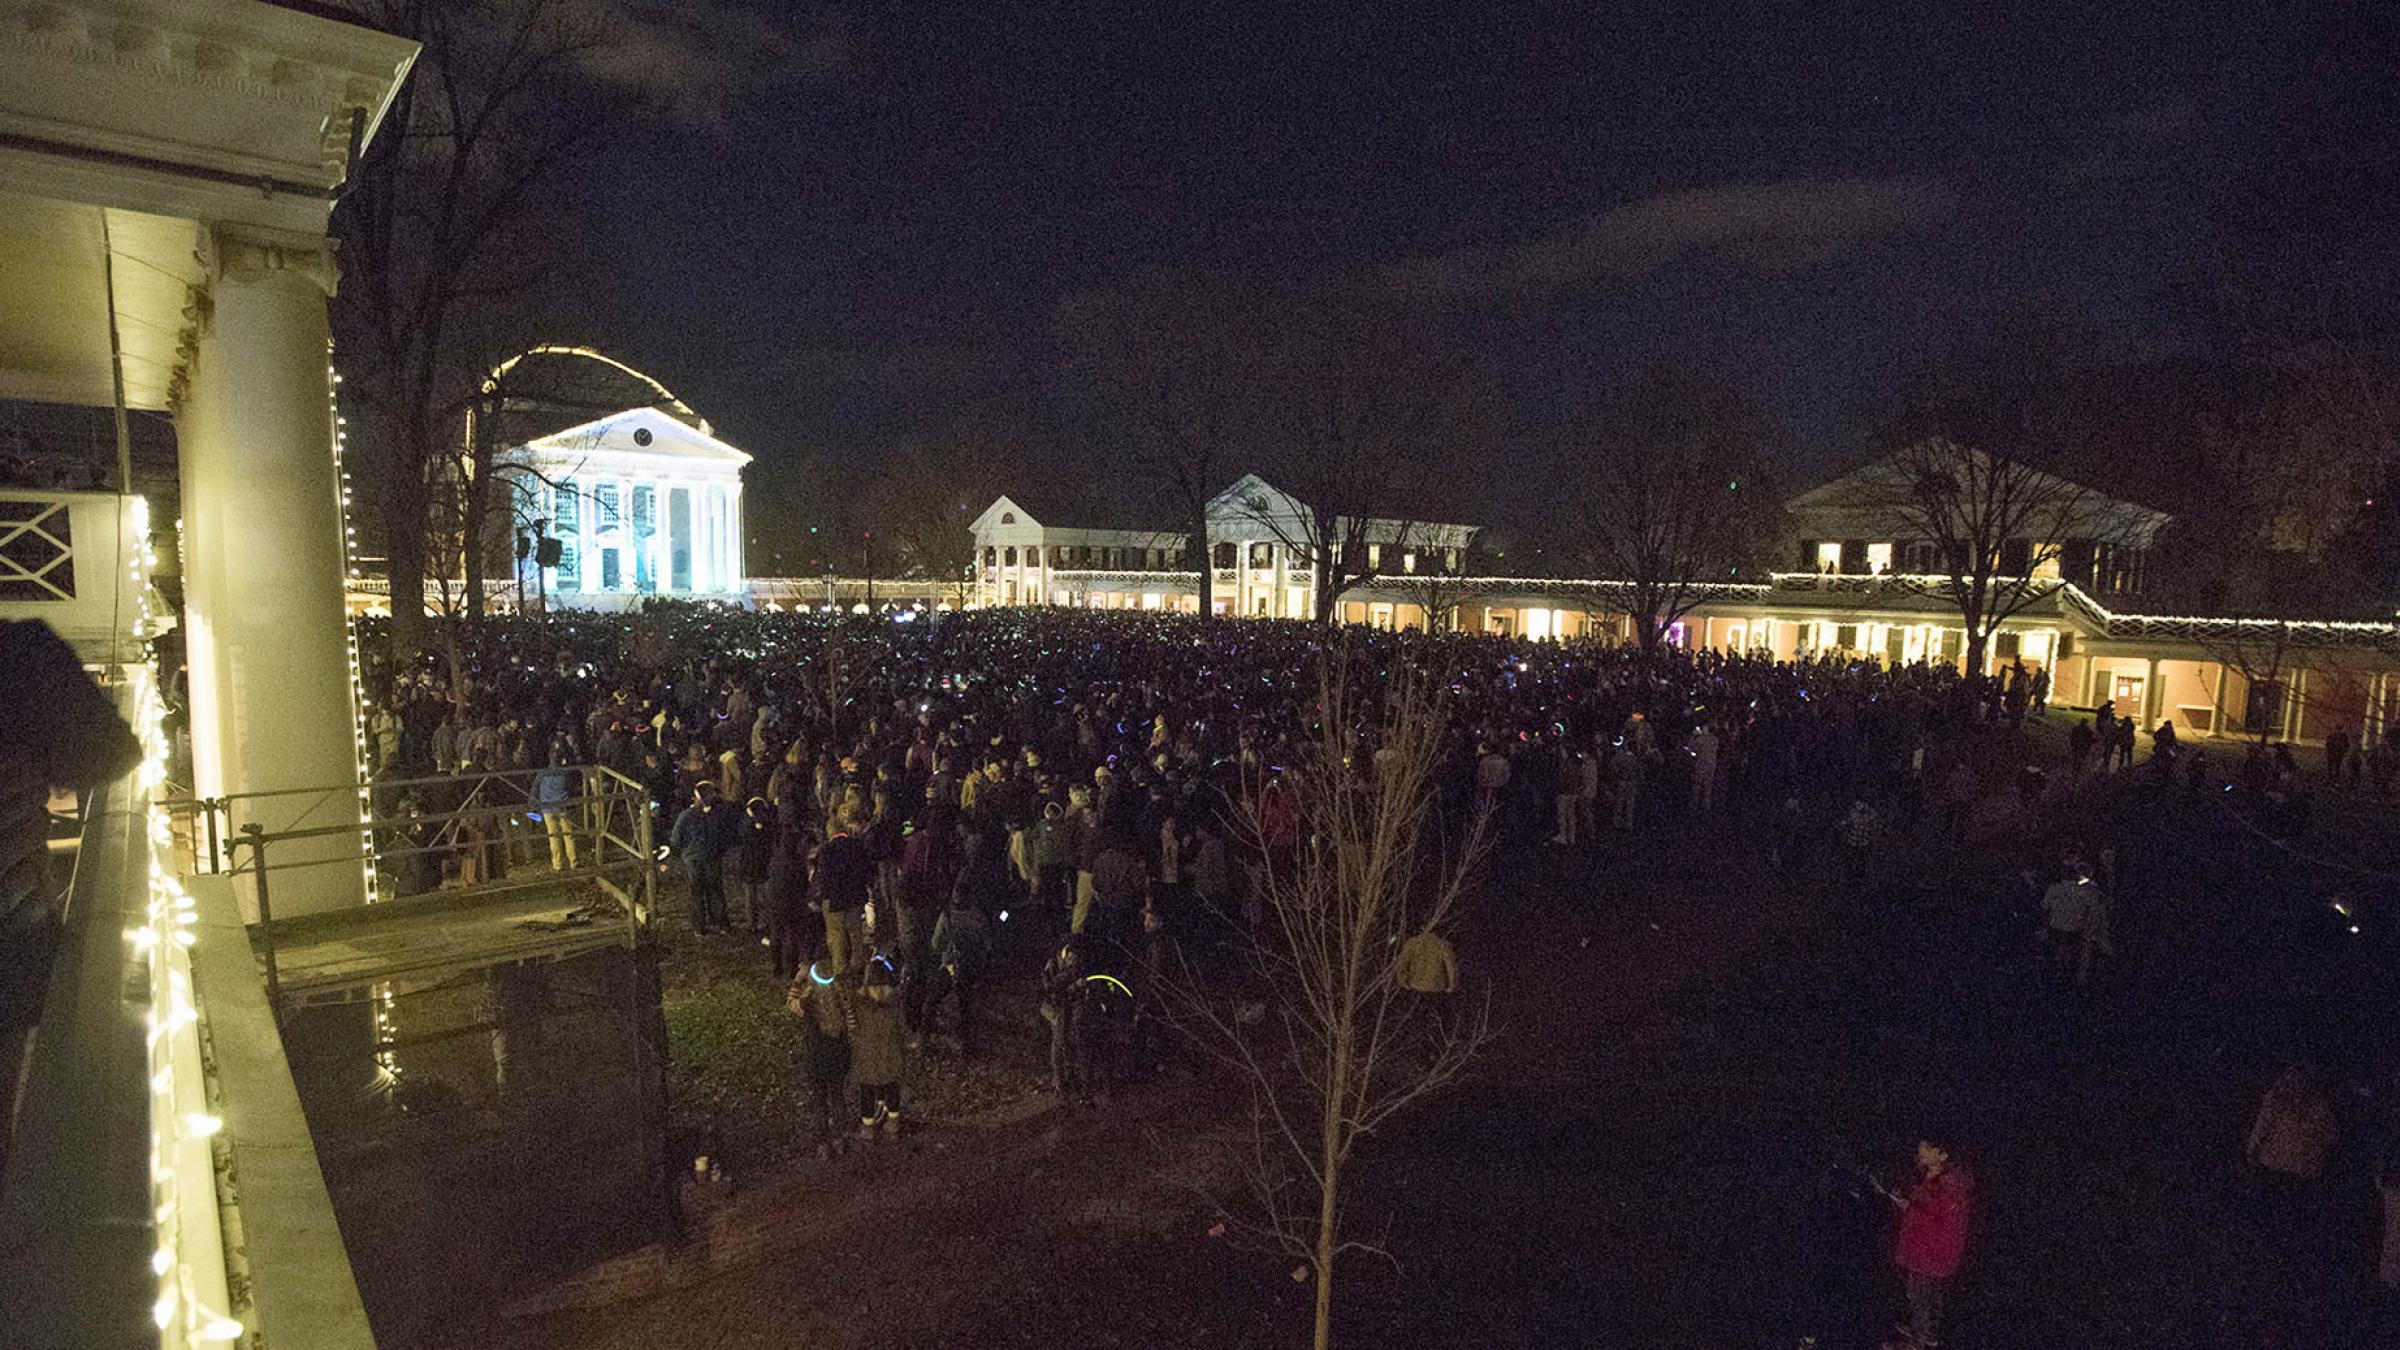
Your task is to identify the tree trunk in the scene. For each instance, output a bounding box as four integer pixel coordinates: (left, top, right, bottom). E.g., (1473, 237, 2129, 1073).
(463, 464, 488, 621)
(1313, 1033, 1348, 1350)
(1632, 606, 1661, 656)
(1190, 508, 1213, 615)
(386, 478, 429, 657)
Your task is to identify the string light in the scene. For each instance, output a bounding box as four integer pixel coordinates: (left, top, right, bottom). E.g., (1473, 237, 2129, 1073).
(328, 344, 403, 1100)
(122, 539, 247, 1347)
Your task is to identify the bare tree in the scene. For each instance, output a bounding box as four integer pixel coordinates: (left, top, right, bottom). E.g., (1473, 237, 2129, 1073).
(1561, 370, 1778, 653)
(1856, 438, 2136, 678)
(1166, 656, 1491, 1350)
(1229, 296, 1484, 623)
(1063, 278, 1267, 614)
(869, 424, 1029, 607)
(333, 0, 654, 653)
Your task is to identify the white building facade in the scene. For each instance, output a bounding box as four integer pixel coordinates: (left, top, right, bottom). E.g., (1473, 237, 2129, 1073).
(505, 406, 749, 610)
(968, 474, 1478, 619)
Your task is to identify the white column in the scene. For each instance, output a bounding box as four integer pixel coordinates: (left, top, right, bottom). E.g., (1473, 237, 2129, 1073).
(725, 485, 744, 591)
(176, 227, 363, 914)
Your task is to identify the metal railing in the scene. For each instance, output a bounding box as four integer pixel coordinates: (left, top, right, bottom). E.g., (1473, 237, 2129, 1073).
(166, 766, 655, 1004)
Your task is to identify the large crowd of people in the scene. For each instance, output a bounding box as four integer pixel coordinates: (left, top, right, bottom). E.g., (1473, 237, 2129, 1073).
(351, 607, 2011, 1131)
(325, 602, 2400, 1342)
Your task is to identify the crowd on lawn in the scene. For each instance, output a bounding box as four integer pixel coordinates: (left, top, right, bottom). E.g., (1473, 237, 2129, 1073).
(345, 604, 2400, 1348)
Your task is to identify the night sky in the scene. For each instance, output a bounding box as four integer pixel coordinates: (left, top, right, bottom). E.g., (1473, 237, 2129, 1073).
(542, 2, 2389, 501)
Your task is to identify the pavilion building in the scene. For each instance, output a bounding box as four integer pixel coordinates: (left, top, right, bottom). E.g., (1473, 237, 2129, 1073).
(502, 404, 750, 610)
(961, 456, 2400, 744)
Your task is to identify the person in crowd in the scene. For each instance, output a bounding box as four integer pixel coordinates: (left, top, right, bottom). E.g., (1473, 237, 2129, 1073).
(928, 881, 990, 1056)
(1397, 925, 1458, 995)
(849, 957, 907, 1139)
(533, 749, 579, 871)
(1606, 737, 1641, 832)
(1887, 1136, 1973, 1350)
(726, 795, 774, 934)
(1042, 937, 1087, 1101)
(786, 961, 852, 1159)
(1550, 740, 1583, 846)
(1689, 721, 1720, 814)
(1838, 798, 1880, 888)
(670, 781, 734, 933)
(765, 812, 818, 979)
(813, 805, 874, 975)
(1474, 742, 1510, 815)
(1080, 816, 1149, 943)
(2040, 854, 2100, 983)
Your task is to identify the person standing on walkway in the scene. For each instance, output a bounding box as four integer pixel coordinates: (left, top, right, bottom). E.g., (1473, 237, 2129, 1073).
(1888, 1137, 1973, 1349)
(533, 751, 579, 871)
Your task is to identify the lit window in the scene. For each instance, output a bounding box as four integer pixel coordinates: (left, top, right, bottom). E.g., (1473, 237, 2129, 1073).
(1815, 541, 1842, 572)
(1866, 542, 1892, 574)
(1367, 543, 1382, 570)
(1402, 550, 1417, 574)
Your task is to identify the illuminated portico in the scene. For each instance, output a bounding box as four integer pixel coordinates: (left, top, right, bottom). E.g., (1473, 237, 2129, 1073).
(504, 405, 750, 609)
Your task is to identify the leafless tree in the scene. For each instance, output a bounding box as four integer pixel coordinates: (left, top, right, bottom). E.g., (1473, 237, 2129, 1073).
(333, 0, 656, 653)
(868, 423, 1028, 607)
(1229, 296, 1485, 623)
(1062, 278, 1270, 614)
(1857, 437, 2132, 678)
(1560, 370, 1778, 653)
(1163, 656, 1491, 1350)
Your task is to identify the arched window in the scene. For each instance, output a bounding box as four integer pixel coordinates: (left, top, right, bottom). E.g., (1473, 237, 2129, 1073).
(1000, 511, 1016, 524)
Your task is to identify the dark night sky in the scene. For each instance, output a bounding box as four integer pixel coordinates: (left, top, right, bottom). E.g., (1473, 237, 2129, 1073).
(543, 2, 2389, 498)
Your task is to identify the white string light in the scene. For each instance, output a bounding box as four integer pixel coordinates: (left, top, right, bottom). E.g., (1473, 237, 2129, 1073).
(122, 544, 247, 1348)
(327, 344, 401, 1094)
